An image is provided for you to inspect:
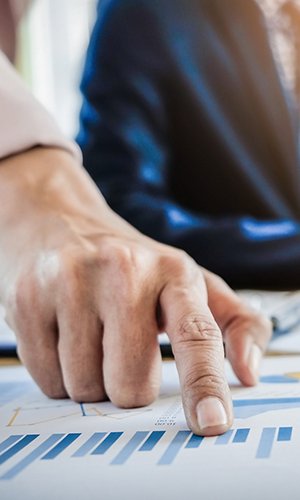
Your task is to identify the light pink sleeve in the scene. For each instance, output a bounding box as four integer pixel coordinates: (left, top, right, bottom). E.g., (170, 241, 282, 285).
(0, 51, 81, 161)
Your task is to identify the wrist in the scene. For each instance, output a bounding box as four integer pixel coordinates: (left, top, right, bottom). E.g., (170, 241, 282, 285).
(0, 146, 110, 220)
(0, 146, 141, 245)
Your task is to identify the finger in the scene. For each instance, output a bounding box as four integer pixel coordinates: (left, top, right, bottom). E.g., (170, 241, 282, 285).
(16, 325, 67, 399)
(203, 270, 272, 385)
(102, 287, 161, 408)
(160, 270, 233, 436)
(57, 291, 105, 403)
(7, 286, 66, 399)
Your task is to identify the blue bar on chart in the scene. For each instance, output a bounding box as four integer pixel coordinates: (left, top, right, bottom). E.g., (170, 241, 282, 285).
(232, 429, 250, 444)
(215, 430, 234, 445)
(92, 432, 123, 455)
(41, 433, 81, 460)
(139, 431, 165, 452)
(185, 434, 204, 449)
(277, 427, 293, 442)
(72, 433, 106, 457)
(1, 434, 64, 481)
(158, 431, 191, 466)
(111, 432, 149, 465)
(233, 397, 300, 418)
(234, 397, 300, 407)
(256, 428, 276, 459)
(0, 434, 39, 465)
(0, 435, 23, 454)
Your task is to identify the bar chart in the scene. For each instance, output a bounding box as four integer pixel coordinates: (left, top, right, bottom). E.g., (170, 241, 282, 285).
(1, 357, 300, 500)
(0, 423, 295, 480)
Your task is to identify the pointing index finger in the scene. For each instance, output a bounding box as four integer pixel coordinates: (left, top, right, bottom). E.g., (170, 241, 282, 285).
(160, 278, 233, 436)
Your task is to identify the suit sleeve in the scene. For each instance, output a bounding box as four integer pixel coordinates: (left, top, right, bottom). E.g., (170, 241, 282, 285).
(78, 0, 300, 289)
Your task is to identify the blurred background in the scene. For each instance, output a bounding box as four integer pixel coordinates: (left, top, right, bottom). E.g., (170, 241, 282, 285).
(16, 0, 97, 138)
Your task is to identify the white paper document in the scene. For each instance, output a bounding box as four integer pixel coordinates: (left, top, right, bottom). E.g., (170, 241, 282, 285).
(1, 356, 300, 500)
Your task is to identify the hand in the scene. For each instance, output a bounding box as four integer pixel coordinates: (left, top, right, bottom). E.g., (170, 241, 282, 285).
(0, 147, 272, 436)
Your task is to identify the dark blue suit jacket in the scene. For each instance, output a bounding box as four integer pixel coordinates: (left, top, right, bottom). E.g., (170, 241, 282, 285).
(77, 0, 300, 288)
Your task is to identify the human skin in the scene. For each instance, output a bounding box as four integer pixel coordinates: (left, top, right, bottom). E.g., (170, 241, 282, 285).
(0, 146, 272, 436)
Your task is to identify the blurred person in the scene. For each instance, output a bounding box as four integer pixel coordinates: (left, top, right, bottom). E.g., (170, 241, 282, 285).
(0, 0, 271, 437)
(78, 0, 300, 290)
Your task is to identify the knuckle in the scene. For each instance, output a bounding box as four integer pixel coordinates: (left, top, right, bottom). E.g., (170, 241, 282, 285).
(12, 273, 36, 313)
(111, 246, 141, 274)
(99, 240, 147, 295)
(175, 314, 222, 344)
(58, 254, 92, 299)
(99, 237, 134, 263)
(60, 246, 100, 272)
(159, 250, 190, 275)
(98, 238, 148, 286)
(59, 253, 85, 280)
(183, 366, 227, 399)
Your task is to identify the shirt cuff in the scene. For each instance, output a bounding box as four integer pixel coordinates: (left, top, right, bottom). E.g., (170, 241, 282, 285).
(0, 51, 82, 162)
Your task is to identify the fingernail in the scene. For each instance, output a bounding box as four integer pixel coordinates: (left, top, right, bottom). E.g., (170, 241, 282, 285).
(248, 344, 262, 381)
(196, 397, 227, 431)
